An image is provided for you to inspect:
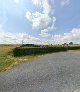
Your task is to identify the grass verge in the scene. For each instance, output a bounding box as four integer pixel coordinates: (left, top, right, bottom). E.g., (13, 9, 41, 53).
(0, 45, 41, 72)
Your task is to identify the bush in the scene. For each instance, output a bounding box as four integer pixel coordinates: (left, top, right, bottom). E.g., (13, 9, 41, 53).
(21, 44, 40, 47)
(68, 45, 80, 50)
(13, 46, 67, 56)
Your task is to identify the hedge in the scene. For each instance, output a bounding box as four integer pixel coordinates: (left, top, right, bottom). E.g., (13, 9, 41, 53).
(13, 46, 67, 56)
(68, 45, 80, 50)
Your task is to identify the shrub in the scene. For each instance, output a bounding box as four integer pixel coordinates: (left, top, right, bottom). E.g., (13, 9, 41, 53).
(13, 46, 67, 56)
(68, 45, 80, 50)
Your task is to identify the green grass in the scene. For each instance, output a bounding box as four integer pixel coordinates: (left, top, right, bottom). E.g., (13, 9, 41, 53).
(0, 58, 12, 71)
(0, 44, 80, 72)
(0, 45, 40, 71)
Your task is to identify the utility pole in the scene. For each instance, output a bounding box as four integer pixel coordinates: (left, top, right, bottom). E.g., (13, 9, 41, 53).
(22, 40, 23, 46)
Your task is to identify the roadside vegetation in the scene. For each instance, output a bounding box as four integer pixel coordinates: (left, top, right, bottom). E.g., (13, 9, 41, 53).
(13, 44, 80, 57)
(13, 45, 67, 56)
(68, 45, 80, 50)
(0, 44, 80, 72)
(0, 44, 41, 71)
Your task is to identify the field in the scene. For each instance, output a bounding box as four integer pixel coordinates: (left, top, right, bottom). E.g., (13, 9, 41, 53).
(0, 44, 41, 71)
(0, 44, 80, 72)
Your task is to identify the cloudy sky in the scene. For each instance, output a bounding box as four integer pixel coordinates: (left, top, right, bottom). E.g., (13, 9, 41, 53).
(0, 0, 80, 44)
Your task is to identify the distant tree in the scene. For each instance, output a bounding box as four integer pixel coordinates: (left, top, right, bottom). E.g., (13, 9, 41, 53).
(63, 43, 67, 45)
(63, 43, 68, 50)
(63, 43, 68, 46)
(69, 42, 73, 45)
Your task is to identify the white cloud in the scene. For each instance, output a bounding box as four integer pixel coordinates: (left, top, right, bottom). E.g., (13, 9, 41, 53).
(48, 16, 56, 31)
(61, 0, 70, 6)
(25, 0, 56, 31)
(14, 0, 20, 4)
(38, 28, 80, 45)
(32, 0, 42, 6)
(32, 13, 51, 29)
(25, 11, 32, 21)
(38, 16, 56, 38)
(26, 11, 52, 29)
(0, 30, 41, 44)
(43, 0, 52, 14)
(39, 29, 51, 38)
(0, 26, 80, 44)
(32, 0, 52, 14)
(48, 28, 80, 44)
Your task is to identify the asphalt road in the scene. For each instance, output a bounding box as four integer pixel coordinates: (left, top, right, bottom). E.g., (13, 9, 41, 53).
(0, 51, 80, 92)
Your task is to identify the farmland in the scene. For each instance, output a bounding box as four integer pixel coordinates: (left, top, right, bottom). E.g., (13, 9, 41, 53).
(0, 44, 41, 71)
(0, 44, 80, 71)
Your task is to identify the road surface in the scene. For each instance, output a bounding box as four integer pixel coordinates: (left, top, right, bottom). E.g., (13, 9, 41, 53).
(0, 51, 80, 92)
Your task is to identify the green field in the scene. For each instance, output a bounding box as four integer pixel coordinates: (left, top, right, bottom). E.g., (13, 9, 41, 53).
(0, 44, 80, 72)
(0, 44, 40, 71)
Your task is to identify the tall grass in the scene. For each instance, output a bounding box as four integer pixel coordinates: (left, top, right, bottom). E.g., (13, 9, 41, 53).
(0, 45, 39, 71)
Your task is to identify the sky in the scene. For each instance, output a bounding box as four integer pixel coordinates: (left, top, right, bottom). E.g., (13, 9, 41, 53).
(0, 0, 80, 44)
